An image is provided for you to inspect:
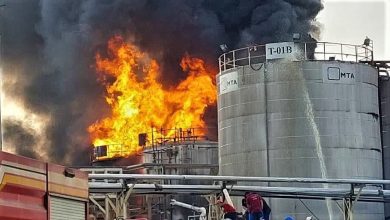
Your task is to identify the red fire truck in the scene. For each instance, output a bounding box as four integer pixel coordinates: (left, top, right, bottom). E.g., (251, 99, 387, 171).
(0, 151, 89, 220)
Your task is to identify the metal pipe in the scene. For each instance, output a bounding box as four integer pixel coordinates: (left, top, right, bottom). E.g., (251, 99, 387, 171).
(105, 196, 110, 220)
(304, 42, 307, 60)
(122, 197, 127, 219)
(233, 50, 236, 68)
(355, 46, 358, 63)
(170, 199, 207, 220)
(323, 42, 326, 60)
(88, 174, 390, 185)
(89, 183, 390, 201)
(222, 188, 234, 208)
(219, 57, 221, 73)
(223, 53, 226, 71)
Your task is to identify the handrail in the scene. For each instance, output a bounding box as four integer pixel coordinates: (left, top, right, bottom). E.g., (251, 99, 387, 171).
(218, 42, 374, 72)
(91, 127, 216, 162)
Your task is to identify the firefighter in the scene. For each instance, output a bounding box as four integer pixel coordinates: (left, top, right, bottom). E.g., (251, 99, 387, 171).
(261, 197, 271, 220)
(218, 198, 237, 220)
(242, 192, 271, 220)
(217, 189, 238, 220)
(242, 192, 263, 220)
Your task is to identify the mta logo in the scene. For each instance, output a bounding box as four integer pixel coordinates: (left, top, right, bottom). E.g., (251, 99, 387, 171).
(227, 79, 238, 86)
(327, 67, 355, 80)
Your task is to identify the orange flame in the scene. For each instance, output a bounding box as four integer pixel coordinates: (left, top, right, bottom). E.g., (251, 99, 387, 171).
(88, 36, 216, 159)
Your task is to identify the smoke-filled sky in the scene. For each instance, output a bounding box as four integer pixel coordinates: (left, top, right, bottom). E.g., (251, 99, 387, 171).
(1, 0, 323, 165)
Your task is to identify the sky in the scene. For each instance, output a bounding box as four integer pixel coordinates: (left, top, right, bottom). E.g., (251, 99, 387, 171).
(318, 0, 390, 60)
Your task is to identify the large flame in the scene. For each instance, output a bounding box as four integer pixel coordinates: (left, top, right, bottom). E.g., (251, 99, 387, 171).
(88, 36, 216, 159)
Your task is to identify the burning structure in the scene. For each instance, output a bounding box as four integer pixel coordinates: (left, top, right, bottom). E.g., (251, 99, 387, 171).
(88, 36, 217, 162)
(85, 37, 219, 218)
(88, 128, 218, 219)
(2, 0, 323, 165)
(9, 0, 390, 219)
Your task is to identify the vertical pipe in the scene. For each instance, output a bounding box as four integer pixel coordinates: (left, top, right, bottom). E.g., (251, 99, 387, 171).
(122, 197, 127, 219)
(248, 47, 251, 66)
(323, 42, 326, 60)
(219, 57, 221, 73)
(304, 42, 307, 60)
(223, 53, 226, 71)
(152, 127, 155, 163)
(378, 71, 386, 196)
(233, 50, 236, 68)
(164, 194, 168, 220)
(341, 44, 344, 61)
(263, 61, 272, 213)
(355, 46, 358, 63)
(105, 196, 110, 220)
(115, 194, 119, 217)
(147, 196, 152, 220)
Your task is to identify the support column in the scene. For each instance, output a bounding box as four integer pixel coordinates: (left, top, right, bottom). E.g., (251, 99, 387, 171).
(122, 198, 127, 219)
(105, 196, 110, 220)
(147, 195, 152, 220)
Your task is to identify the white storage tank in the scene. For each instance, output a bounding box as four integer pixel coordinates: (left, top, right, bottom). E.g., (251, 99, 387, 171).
(217, 42, 383, 219)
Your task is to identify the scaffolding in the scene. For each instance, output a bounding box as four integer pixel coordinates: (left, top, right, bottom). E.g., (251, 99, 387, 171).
(88, 173, 390, 220)
(87, 128, 218, 219)
(138, 128, 218, 220)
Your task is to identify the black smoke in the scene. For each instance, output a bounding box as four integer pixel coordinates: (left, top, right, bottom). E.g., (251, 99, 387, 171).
(2, 0, 322, 165)
(3, 119, 39, 159)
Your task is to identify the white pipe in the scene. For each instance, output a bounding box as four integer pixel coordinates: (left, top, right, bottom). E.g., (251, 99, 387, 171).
(89, 183, 390, 200)
(222, 189, 234, 208)
(88, 174, 390, 185)
(170, 199, 207, 220)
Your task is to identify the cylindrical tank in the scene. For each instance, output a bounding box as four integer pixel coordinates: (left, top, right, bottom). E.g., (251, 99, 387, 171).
(380, 76, 390, 219)
(143, 141, 218, 175)
(218, 42, 383, 219)
(143, 140, 218, 220)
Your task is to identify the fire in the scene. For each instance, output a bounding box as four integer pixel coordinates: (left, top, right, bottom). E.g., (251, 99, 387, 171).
(88, 36, 216, 159)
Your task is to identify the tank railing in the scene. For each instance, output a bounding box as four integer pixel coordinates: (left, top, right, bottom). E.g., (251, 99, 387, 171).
(219, 42, 373, 72)
(142, 127, 215, 148)
(219, 45, 267, 72)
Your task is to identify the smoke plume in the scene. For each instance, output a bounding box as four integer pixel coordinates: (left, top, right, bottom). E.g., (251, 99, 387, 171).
(2, 0, 322, 165)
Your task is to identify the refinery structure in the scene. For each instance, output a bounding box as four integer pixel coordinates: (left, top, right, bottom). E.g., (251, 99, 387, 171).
(76, 38, 390, 220)
(1, 27, 390, 219)
(3, 1, 390, 220)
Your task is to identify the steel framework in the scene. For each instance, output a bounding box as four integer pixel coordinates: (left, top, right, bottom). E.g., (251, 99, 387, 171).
(88, 173, 390, 220)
